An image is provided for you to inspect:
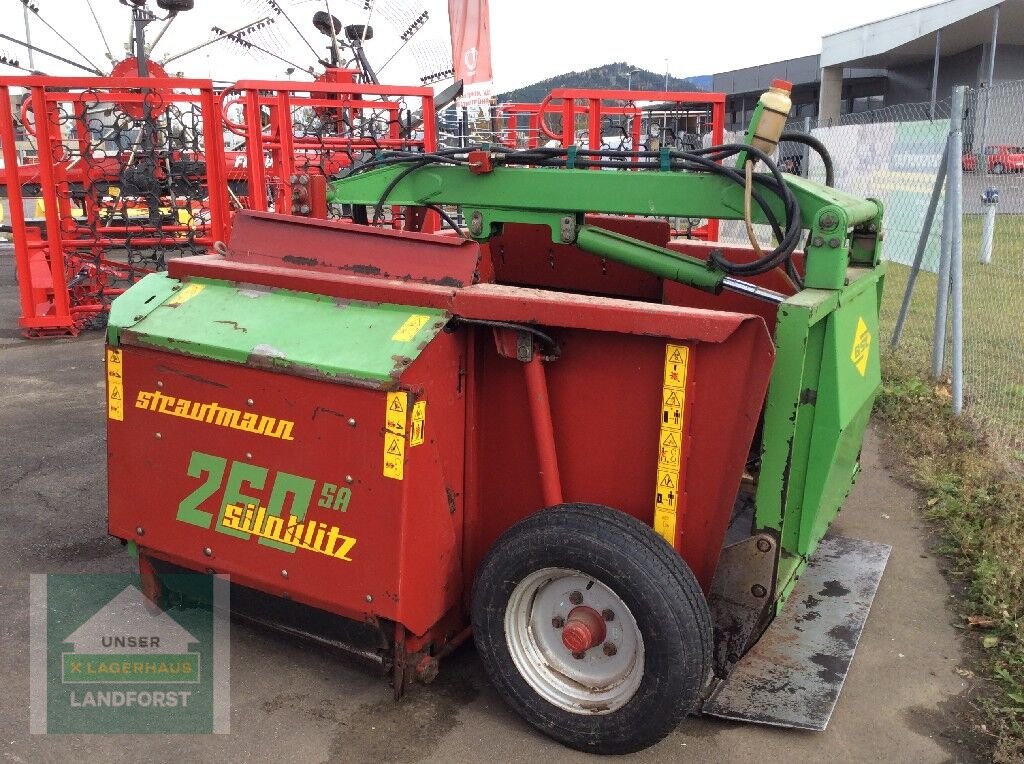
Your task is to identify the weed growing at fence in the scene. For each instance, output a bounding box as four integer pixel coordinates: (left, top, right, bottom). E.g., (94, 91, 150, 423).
(876, 356, 1024, 763)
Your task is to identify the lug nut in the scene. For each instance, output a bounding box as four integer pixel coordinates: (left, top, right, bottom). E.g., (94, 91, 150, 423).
(751, 584, 768, 598)
(601, 608, 614, 622)
(756, 538, 772, 553)
(551, 616, 565, 629)
(203, 547, 212, 557)
(603, 642, 617, 657)
(569, 591, 583, 605)
(135, 526, 144, 536)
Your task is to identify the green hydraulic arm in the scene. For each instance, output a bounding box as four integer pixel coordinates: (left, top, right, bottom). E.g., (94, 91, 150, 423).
(327, 157, 886, 610)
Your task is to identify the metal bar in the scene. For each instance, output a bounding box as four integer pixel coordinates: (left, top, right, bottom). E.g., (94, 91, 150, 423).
(0, 33, 102, 75)
(199, 84, 231, 242)
(30, 86, 72, 324)
(85, 0, 115, 63)
(244, 88, 268, 212)
(274, 90, 296, 213)
(978, 5, 1000, 157)
(930, 29, 942, 119)
(522, 354, 563, 507)
(0, 84, 35, 325)
(950, 86, 966, 414)
(932, 87, 964, 377)
(892, 148, 947, 347)
(22, 2, 33, 69)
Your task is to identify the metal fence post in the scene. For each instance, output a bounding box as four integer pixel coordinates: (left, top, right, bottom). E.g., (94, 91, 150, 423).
(980, 187, 998, 264)
(949, 86, 966, 415)
(932, 87, 964, 378)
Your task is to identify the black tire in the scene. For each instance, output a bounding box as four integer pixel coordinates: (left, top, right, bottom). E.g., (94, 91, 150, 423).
(471, 503, 711, 755)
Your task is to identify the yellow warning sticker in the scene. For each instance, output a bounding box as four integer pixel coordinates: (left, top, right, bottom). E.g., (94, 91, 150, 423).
(392, 314, 432, 342)
(653, 342, 690, 546)
(851, 316, 872, 377)
(165, 282, 205, 306)
(386, 392, 408, 436)
(383, 432, 405, 480)
(410, 400, 426, 447)
(657, 429, 681, 469)
(106, 348, 124, 421)
(654, 469, 679, 510)
(663, 344, 689, 388)
(661, 387, 684, 431)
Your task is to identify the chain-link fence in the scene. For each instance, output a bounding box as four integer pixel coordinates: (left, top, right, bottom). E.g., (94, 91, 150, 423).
(750, 91, 1022, 456)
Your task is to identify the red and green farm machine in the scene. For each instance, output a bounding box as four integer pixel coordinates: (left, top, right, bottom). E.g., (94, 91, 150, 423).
(96, 72, 893, 753)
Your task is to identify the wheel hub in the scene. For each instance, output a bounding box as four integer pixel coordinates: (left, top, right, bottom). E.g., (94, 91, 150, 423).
(504, 567, 645, 714)
(561, 606, 607, 653)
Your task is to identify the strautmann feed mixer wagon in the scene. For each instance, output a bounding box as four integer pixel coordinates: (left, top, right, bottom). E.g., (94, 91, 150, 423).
(105, 90, 891, 753)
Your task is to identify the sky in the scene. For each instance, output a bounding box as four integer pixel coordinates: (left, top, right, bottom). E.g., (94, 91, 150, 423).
(0, 0, 936, 92)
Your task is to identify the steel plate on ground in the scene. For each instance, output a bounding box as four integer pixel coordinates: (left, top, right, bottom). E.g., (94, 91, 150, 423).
(702, 534, 891, 730)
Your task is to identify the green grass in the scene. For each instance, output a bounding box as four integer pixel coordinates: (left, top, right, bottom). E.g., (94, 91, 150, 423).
(875, 214, 1024, 759)
(876, 358, 1024, 762)
(880, 214, 1024, 456)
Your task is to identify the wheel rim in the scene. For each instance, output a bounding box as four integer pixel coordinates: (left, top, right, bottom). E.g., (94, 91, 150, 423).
(504, 567, 645, 715)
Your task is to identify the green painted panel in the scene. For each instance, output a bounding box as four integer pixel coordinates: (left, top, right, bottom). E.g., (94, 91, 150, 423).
(111, 273, 449, 385)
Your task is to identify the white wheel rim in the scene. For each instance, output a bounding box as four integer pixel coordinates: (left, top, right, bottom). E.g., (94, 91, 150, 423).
(504, 567, 645, 715)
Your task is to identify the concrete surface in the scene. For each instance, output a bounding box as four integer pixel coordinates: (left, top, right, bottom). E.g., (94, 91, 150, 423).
(0, 253, 986, 763)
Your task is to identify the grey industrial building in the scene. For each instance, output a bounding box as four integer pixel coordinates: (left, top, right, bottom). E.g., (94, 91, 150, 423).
(712, 0, 1023, 140)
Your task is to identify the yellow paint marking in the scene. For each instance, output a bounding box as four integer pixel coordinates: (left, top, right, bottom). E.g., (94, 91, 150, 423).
(392, 314, 431, 342)
(383, 432, 405, 480)
(851, 317, 872, 377)
(106, 348, 124, 421)
(410, 401, 427, 447)
(386, 392, 408, 436)
(166, 282, 205, 306)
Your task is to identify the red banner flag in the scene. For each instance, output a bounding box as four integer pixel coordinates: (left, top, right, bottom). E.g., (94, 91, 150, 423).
(448, 0, 493, 88)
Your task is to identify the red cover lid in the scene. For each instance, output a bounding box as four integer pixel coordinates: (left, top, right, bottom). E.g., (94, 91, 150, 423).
(771, 79, 793, 92)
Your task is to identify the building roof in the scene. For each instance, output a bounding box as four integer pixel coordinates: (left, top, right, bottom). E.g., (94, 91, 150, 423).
(820, 0, 1018, 68)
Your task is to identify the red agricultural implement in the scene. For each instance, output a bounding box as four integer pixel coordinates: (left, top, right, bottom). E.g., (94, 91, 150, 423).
(105, 85, 892, 753)
(0, 71, 435, 337)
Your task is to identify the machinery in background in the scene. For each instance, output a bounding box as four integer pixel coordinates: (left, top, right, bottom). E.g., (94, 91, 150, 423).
(105, 84, 891, 753)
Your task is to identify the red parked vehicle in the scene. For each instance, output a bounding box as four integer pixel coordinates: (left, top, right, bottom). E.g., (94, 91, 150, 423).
(962, 144, 1024, 173)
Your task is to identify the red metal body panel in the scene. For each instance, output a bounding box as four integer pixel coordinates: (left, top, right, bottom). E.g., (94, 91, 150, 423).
(225, 211, 483, 287)
(109, 331, 466, 638)
(489, 216, 667, 300)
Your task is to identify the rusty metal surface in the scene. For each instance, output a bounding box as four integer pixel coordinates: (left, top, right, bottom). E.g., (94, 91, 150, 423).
(702, 535, 891, 730)
(226, 211, 483, 287)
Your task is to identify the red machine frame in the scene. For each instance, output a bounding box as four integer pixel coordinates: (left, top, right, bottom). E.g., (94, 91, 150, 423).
(0, 73, 438, 337)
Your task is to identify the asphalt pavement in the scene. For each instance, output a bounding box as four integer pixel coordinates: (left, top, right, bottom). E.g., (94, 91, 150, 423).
(0, 250, 986, 763)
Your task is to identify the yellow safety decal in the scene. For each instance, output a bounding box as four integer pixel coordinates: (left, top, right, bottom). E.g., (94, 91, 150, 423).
(384, 392, 408, 480)
(410, 400, 427, 447)
(386, 392, 408, 436)
(653, 344, 689, 545)
(392, 314, 431, 342)
(106, 348, 124, 421)
(166, 282, 205, 306)
(383, 432, 405, 480)
(851, 316, 872, 377)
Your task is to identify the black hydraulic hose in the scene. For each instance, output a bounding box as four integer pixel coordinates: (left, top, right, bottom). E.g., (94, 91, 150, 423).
(354, 141, 804, 278)
(779, 131, 835, 187)
(425, 204, 466, 238)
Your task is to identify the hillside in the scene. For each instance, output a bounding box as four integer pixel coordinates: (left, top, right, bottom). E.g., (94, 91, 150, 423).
(497, 62, 707, 103)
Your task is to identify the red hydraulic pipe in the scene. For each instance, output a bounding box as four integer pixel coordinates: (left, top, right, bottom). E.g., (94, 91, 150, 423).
(523, 352, 563, 507)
